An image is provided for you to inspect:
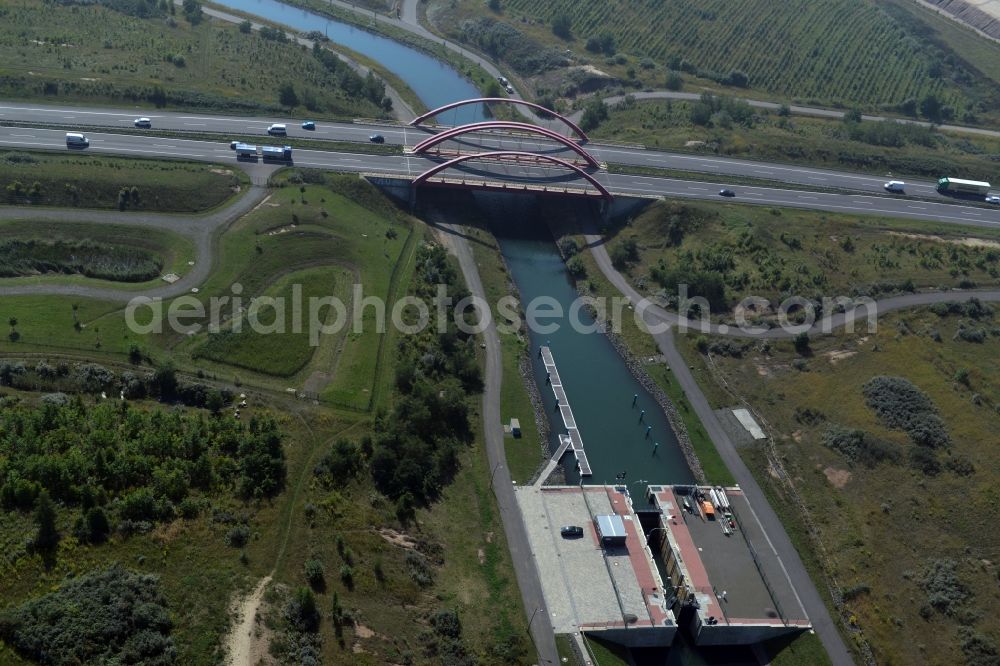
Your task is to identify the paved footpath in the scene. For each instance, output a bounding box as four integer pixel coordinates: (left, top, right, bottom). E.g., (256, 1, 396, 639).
(435, 218, 560, 665)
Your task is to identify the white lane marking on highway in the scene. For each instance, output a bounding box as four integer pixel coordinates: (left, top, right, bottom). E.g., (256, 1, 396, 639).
(91, 147, 206, 158)
(965, 211, 982, 216)
(808, 177, 826, 181)
(800, 196, 818, 200)
(11, 134, 35, 138)
(0, 139, 60, 148)
(743, 193, 763, 197)
(62, 116, 75, 119)
(908, 205, 928, 210)
(0, 105, 132, 118)
(184, 123, 206, 126)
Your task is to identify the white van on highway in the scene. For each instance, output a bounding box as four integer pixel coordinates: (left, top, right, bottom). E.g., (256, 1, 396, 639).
(884, 180, 905, 193)
(65, 132, 89, 148)
(267, 124, 287, 136)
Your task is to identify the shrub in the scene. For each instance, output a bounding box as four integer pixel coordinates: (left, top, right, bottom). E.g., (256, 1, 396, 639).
(919, 559, 968, 615)
(793, 332, 810, 354)
(566, 256, 586, 279)
(285, 587, 320, 633)
(0, 564, 174, 664)
(558, 238, 579, 258)
(862, 376, 950, 448)
(225, 525, 250, 548)
(822, 426, 900, 467)
(304, 558, 325, 590)
(405, 550, 434, 587)
(551, 13, 572, 39)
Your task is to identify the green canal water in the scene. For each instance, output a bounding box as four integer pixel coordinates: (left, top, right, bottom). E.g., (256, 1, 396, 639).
(482, 194, 695, 486)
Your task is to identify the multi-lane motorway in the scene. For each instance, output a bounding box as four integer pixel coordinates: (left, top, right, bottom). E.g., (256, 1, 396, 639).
(2, 102, 997, 204)
(2, 112, 999, 231)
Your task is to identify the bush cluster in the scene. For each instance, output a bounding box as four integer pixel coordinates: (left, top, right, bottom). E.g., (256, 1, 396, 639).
(459, 18, 563, 75)
(0, 398, 285, 530)
(822, 425, 901, 467)
(919, 559, 968, 616)
(0, 564, 175, 664)
(369, 244, 480, 506)
(862, 376, 950, 449)
(0, 238, 161, 282)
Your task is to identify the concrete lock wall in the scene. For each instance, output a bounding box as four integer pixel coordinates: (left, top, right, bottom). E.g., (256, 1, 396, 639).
(691, 617, 807, 646)
(587, 625, 677, 648)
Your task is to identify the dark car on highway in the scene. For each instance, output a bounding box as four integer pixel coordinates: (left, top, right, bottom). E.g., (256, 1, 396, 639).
(719, 188, 736, 197)
(560, 525, 584, 538)
(369, 134, 385, 144)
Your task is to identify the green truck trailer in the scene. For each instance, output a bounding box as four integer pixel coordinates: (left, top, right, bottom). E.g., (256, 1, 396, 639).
(937, 177, 991, 195)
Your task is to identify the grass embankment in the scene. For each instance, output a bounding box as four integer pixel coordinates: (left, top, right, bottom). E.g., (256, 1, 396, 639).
(691, 305, 1000, 665)
(466, 224, 545, 484)
(167, 173, 413, 407)
(0, 151, 244, 212)
(429, 0, 1000, 122)
(0, 0, 387, 118)
(0, 220, 193, 287)
(592, 97, 1000, 183)
(599, 198, 1000, 321)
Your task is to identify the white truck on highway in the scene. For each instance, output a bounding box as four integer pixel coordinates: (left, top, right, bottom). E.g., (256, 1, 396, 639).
(232, 142, 292, 162)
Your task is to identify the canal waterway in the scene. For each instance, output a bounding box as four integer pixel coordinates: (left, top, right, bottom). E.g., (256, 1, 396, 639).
(481, 194, 695, 485)
(212, 0, 486, 123)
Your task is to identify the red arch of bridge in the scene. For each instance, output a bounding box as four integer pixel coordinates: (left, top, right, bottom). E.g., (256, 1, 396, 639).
(410, 98, 589, 141)
(412, 121, 601, 169)
(412, 151, 613, 201)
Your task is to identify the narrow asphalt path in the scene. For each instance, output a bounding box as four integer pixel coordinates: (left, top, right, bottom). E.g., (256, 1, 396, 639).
(436, 218, 559, 666)
(0, 185, 268, 301)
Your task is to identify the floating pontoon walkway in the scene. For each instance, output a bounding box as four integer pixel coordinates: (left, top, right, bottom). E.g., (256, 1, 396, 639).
(540, 346, 592, 476)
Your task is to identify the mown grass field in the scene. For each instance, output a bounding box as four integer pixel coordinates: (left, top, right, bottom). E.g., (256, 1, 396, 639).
(431, 0, 1000, 122)
(698, 306, 1000, 665)
(193, 266, 345, 376)
(157, 174, 412, 407)
(0, 219, 193, 287)
(592, 98, 1000, 182)
(0, 151, 244, 212)
(0, 0, 385, 118)
(601, 198, 1000, 317)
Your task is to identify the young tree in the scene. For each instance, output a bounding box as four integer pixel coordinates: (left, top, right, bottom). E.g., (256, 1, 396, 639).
(34, 491, 59, 551)
(278, 83, 299, 109)
(552, 13, 572, 40)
